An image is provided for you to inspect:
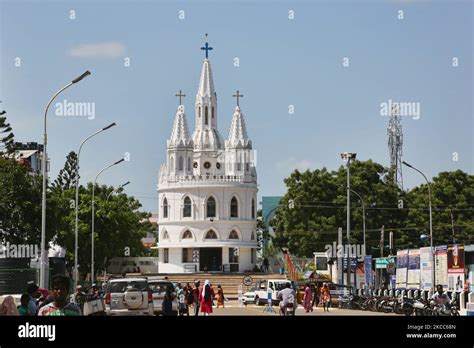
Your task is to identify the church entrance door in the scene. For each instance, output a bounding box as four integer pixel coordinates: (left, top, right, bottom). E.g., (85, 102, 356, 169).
(199, 248, 222, 272)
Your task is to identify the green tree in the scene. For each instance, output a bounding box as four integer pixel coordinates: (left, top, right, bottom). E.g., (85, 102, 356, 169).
(0, 109, 16, 155)
(272, 160, 407, 257)
(405, 170, 474, 247)
(52, 151, 78, 191)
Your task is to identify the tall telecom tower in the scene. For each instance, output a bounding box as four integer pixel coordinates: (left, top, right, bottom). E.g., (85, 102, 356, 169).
(388, 103, 403, 189)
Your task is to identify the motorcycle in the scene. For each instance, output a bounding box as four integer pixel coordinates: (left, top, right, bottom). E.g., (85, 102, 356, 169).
(280, 294, 296, 316)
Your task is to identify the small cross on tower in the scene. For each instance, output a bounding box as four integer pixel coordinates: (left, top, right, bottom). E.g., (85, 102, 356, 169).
(175, 90, 186, 105)
(233, 90, 243, 107)
(200, 33, 213, 59)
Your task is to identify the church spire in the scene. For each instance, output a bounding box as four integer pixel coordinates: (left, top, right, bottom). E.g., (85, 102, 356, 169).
(193, 34, 223, 150)
(168, 104, 192, 149)
(226, 102, 251, 149)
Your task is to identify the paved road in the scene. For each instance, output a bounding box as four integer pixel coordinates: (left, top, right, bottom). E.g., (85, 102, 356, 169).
(198, 304, 397, 316)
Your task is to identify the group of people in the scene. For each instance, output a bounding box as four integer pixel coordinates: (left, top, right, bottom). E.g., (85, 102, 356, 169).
(163, 280, 226, 316)
(0, 275, 81, 316)
(302, 282, 332, 312)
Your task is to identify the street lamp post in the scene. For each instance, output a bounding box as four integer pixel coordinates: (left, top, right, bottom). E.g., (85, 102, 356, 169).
(40, 70, 91, 288)
(73, 123, 116, 289)
(91, 159, 125, 283)
(402, 161, 435, 292)
(348, 188, 366, 257)
(341, 152, 356, 289)
(106, 181, 130, 201)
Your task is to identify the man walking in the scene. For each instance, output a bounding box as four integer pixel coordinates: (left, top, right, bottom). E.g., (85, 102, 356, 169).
(192, 280, 201, 316)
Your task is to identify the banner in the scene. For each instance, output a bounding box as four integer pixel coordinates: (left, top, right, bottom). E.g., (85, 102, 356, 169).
(434, 245, 448, 289)
(396, 249, 408, 289)
(364, 255, 373, 288)
(447, 244, 465, 292)
(407, 249, 420, 289)
(420, 247, 433, 290)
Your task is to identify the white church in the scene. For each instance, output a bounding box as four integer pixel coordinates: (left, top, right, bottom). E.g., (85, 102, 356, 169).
(157, 38, 258, 273)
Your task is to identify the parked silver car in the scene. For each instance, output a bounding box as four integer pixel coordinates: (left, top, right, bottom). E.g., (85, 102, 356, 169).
(105, 278, 153, 316)
(148, 280, 178, 315)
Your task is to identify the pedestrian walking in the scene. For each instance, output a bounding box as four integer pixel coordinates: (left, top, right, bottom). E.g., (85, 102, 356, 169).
(216, 285, 225, 308)
(73, 285, 86, 314)
(311, 284, 320, 308)
(200, 280, 214, 316)
(38, 275, 82, 316)
(18, 294, 34, 316)
(320, 283, 331, 312)
(26, 282, 39, 315)
(263, 257, 269, 273)
(303, 283, 313, 312)
(193, 280, 201, 316)
(0, 296, 19, 316)
(162, 283, 176, 316)
(177, 283, 188, 316)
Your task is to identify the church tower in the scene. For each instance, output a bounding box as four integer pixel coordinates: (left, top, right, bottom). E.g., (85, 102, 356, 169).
(191, 35, 225, 176)
(167, 96, 193, 177)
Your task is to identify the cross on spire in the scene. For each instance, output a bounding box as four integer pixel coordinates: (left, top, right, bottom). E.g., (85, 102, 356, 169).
(175, 90, 186, 105)
(233, 90, 243, 106)
(200, 33, 213, 59)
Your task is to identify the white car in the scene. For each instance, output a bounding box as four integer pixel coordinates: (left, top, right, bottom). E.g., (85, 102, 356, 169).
(148, 280, 178, 315)
(105, 278, 153, 316)
(253, 279, 292, 306)
(241, 287, 257, 305)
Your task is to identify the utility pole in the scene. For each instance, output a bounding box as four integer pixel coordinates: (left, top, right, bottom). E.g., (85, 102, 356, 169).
(450, 209, 456, 244)
(380, 225, 385, 258)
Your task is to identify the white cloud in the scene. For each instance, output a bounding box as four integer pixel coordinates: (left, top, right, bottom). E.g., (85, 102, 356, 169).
(68, 41, 127, 59)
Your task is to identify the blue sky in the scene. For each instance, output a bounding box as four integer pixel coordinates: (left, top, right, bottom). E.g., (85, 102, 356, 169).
(1, 0, 472, 212)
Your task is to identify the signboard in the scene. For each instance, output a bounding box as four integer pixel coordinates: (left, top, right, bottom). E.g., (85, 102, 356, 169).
(407, 249, 421, 289)
(434, 245, 448, 289)
(192, 248, 200, 263)
(375, 256, 396, 269)
(343, 257, 357, 271)
(447, 244, 465, 292)
(364, 255, 373, 288)
(396, 249, 408, 288)
(420, 247, 433, 290)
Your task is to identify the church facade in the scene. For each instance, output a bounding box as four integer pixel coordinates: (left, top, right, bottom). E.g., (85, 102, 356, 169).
(157, 39, 258, 273)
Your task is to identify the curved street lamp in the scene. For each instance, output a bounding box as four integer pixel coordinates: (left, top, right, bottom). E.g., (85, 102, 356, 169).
(106, 181, 130, 201)
(40, 70, 91, 288)
(347, 188, 366, 257)
(402, 160, 435, 292)
(91, 158, 125, 282)
(73, 123, 116, 289)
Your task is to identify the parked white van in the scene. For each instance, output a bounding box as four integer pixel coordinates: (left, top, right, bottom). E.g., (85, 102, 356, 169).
(253, 279, 292, 306)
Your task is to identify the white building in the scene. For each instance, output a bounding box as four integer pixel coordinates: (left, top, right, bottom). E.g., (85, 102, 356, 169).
(157, 39, 258, 273)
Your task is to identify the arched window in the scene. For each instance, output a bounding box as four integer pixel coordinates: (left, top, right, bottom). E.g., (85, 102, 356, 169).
(251, 199, 255, 219)
(170, 156, 174, 170)
(163, 198, 168, 218)
(182, 230, 193, 239)
(237, 154, 242, 171)
(198, 106, 201, 118)
(183, 196, 192, 217)
(206, 196, 216, 218)
(251, 231, 255, 240)
(178, 156, 183, 171)
(187, 157, 191, 171)
(205, 106, 209, 125)
(229, 230, 239, 239)
(204, 230, 217, 239)
(212, 106, 214, 118)
(230, 196, 238, 218)
(162, 230, 170, 240)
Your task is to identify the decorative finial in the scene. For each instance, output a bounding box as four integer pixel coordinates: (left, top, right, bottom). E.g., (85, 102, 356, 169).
(232, 90, 243, 107)
(200, 34, 213, 59)
(175, 90, 186, 105)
